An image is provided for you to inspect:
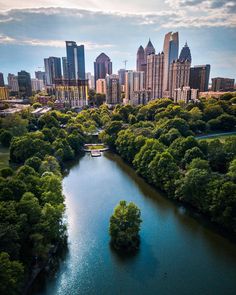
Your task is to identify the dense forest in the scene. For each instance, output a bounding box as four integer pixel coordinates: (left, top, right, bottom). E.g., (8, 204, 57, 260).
(0, 92, 236, 294)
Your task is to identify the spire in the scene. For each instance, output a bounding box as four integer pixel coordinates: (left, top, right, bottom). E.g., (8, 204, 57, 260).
(179, 42, 191, 63)
(145, 39, 155, 58)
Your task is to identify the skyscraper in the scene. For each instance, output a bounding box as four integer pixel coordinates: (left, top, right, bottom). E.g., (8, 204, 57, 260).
(168, 59, 191, 98)
(125, 70, 145, 105)
(86, 72, 95, 89)
(136, 46, 145, 72)
(106, 74, 120, 105)
(0, 73, 4, 87)
(66, 41, 85, 80)
(146, 52, 165, 99)
(18, 70, 32, 98)
(62, 57, 68, 79)
(144, 39, 155, 63)
(163, 32, 179, 93)
(189, 65, 210, 92)
(44, 57, 62, 85)
(35, 71, 46, 86)
(179, 42, 192, 63)
(118, 69, 127, 87)
(8, 74, 19, 92)
(94, 53, 112, 88)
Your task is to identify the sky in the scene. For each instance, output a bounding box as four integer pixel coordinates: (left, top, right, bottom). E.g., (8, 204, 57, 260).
(0, 0, 235, 81)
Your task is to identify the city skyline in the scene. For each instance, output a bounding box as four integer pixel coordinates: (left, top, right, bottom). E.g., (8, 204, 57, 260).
(0, 1, 235, 80)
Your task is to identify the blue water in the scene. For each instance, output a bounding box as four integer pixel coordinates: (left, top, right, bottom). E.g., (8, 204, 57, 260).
(34, 152, 236, 295)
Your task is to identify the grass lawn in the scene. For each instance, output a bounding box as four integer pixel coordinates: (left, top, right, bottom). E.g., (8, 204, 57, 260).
(85, 144, 105, 150)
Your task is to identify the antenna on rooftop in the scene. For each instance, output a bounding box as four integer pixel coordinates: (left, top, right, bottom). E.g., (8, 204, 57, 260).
(123, 60, 128, 70)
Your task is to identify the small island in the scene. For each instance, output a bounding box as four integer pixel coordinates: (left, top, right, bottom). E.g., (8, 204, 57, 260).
(109, 200, 142, 252)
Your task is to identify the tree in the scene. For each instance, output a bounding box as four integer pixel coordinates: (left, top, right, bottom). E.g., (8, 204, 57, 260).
(0, 130, 12, 147)
(109, 200, 142, 251)
(0, 252, 24, 295)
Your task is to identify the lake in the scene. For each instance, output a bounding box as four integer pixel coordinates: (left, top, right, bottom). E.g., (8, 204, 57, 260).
(33, 152, 236, 295)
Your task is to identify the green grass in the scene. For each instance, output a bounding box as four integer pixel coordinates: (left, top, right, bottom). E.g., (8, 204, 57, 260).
(0, 145, 10, 169)
(85, 144, 105, 150)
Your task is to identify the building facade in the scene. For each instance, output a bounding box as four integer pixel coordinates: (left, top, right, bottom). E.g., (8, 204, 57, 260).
(124, 70, 145, 105)
(211, 77, 235, 92)
(66, 41, 86, 80)
(168, 60, 191, 98)
(189, 65, 210, 92)
(146, 52, 165, 99)
(94, 53, 112, 88)
(35, 71, 46, 85)
(18, 71, 32, 99)
(0, 73, 4, 87)
(163, 32, 179, 94)
(86, 72, 95, 89)
(174, 86, 199, 103)
(62, 57, 68, 79)
(136, 46, 145, 72)
(106, 75, 120, 105)
(0, 87, 9, 100)
(7, 74, 19, 92)
(31, 79, 44, 92)
(44, 57, 62, 85)
(179, 42, 192, 63)
(96, 79, 106, 94)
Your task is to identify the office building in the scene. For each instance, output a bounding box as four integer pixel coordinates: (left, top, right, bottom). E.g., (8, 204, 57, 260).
(66, 41, 85, 80)
(0, 87, 9, 100)
(189, 65, 210, 92)
(174, 86, 199, 103)
(8, 74, 19, 92)
(179, 42, 192, 63)
(144, 39, 155, 63)
(96, 79, 106, 95)
(62, 57, 68, 79)
(118, 69, 127, 87)
(169, 60, 191, 98)
(0, 73, 4, 87)
(124, 70, 145, 105)
(211, 77, 235, 92)
(94, 53, 112, 87)
(18, 71, 32, 98)
(163, 32, 179, 93)
(136, 46, 146, 72)
(106, 75, 120, 105)
(86, 72, 95, 89)
(31, 79, 44, 92)
(35, 71, 46, 85)
(44, 57, 62, 85)
(146, 52, 165, 99)
(55, 78, 88, 108)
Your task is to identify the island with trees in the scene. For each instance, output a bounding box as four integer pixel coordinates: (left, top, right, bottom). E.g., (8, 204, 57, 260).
(109, 201, 142, 251)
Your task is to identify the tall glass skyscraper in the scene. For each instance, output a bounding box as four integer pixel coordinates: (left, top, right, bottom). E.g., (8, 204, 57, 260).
(18, 70, 32, 98)
(66, 41, 85, 80)
(44, 57, 62, 85)
(94, 53, 112, 89)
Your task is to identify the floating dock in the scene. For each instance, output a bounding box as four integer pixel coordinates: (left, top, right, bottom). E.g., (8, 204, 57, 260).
(91, 150, 101, 157)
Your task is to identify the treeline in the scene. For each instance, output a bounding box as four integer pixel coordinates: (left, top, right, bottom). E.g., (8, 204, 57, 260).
(0, 109, 100, 294)
(99, 95, 236, 233)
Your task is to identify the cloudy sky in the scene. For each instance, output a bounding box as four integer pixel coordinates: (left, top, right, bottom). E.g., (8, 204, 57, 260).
(0, 0, 235, 81)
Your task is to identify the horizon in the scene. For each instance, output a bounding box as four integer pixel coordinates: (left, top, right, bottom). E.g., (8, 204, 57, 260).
(0, 1, 235, 81)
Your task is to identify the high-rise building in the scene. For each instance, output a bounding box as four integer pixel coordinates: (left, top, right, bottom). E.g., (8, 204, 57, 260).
(163, 32, 179, 93)
(86, 72, 95, 89)
(189, 65, 210, 92)
(94, 53, 112, 87)
(136, 46, 145, 72)
(66, 41, 85, 80)
(0, 73, 5, 87)
(31, 79, 44, 92)
(144, 39, 155, 63)
(96, 79, 106, 94)
(35, 71, 46, 85)
(62, 57, 68, 79)
(106, 74, 120, 105)
(118, 69, 127, 87)
(125, 70, 145, 105)
(18, 70, 32, 98)
(211, 77, 235, 92)
(8, 74, 19, 92)
(169, 60, 191, 98)
(44, 57, 62, 85)
(146, 52, 165, 99)
(179, 42, 192, 63)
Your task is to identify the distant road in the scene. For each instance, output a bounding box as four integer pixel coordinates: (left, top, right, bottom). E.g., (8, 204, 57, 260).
(196, 131, 236, 140)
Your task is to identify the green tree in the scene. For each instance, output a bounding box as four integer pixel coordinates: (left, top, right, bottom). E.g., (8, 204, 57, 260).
(0, 130, 12, 147)
(109, 200, 142, 251)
